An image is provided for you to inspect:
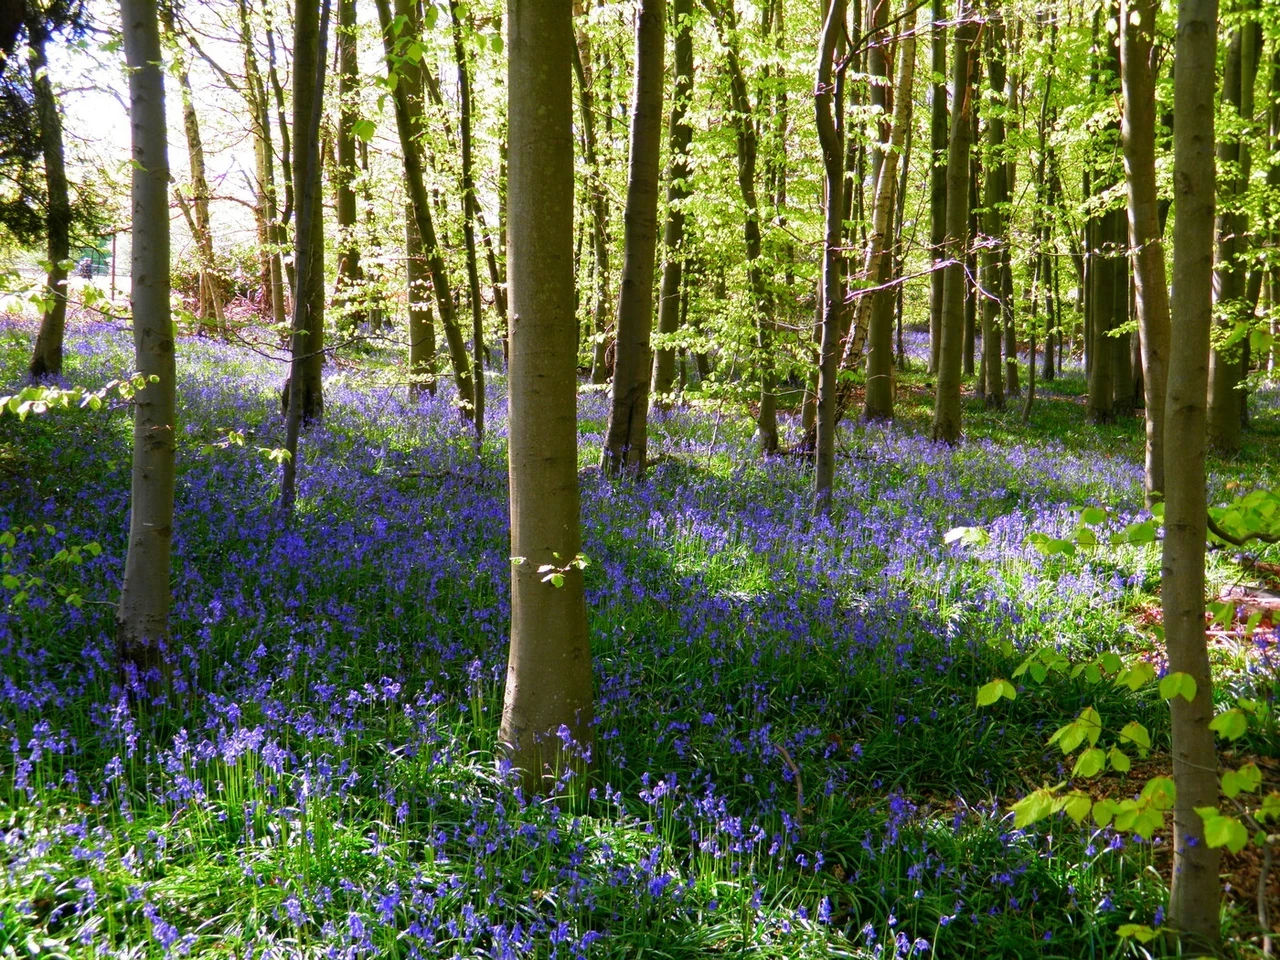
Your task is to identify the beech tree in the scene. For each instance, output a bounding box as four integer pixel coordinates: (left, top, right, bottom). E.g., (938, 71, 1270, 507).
(500, 0, 594, 787)
(116, 0, 176, 675)
(602, 0, 665, 478)
(1162, 0, 1221, 946)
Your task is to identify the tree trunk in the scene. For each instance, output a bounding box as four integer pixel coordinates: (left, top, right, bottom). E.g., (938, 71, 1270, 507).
(25, 4, 70, 380)
(814, 0, 846, 514)
(703, 0, 776, 453)
(501, 0, 594, 790)
(1121, 0, 1169, 502)
(928, 0, 947, 375)
(979, 7, 1006, 408)
(571, 27, 613, 385)
(116, 0, 176, 678)
(1163, 0, 1221, 947)
(651, 0, 695, 398)
(160, 1, 225, 335)
(861, 8, 917, 420)
(333, 0, 364, 331)
(602, 0, 666, 477)
(376, 0, 475, 417)
(1002, 45, 1019, 396)
(283, 0, 327, 426)
(451, 0, 486, 439)
(1207, 16, 1260, 452)
(932, 0, 977, 444)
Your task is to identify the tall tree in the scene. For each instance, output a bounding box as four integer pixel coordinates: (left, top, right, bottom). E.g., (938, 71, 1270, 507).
(861, 6, 916, 421)
(283, 0, 328, 425)
(116, 0, 176, 676)
(814, 0, 845, 513)
(333, 0, 364, 330)
(280, 0, 331, 512)
(703, 0, 777, 453)
(572, 20, 613, 385)
(1163, 0, 1221, 946)
(651, 0, 695, 398)
(978, 6, 1006, 408)
(602, 0, 666, 477)
(927, 0, 947, 374)
(1120, 0, 1170, 502)
(376, 0, 476, 417)
(500, 0, 594, 788)
(931, 0, 976, 444)
(25, 0, 71, 379)
(450, 0, 486, 439)
(1207, 13, 1261, 452)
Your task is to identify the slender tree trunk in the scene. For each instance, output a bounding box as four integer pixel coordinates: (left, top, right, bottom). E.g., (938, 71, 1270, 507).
(451, 0, 486, 439)
(116, 0, 176, 677)
(932, 0, 976, 444)
(861, 10, 916, 420)
(979, 6, 1006, 408)
(1162, 0, 1221, 947)
(501, 0, 594, 790)
(571, 25, 614, 385)
(161, 2, 225, 335)
(333, 0, 364, 331)
(25, 5, 70, 379)
(280, 0, 331, 512)
(963, 140, 978, 377)
(1002, 45, 1019, 396)
(376, 0, 475, 416)
(704, 0, 776, 452)
(406, 205, 437, 397)
(652, 0, 695, 398)
(928, 0, 947, 374)
(814, 0, 846, 513)
(282, 0, 327, 426)
(602, 0, 666, 477)
(1208, 15, 1260, 452)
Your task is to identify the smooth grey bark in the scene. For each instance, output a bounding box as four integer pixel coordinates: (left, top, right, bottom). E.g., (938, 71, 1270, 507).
(1163, 0, 1221, 947)
(1207, 16, 1260, 452)
(376, 0, 475, 416)
(500, 0, 594, 790)
(928, 0, 947, 374)
(279, 0, 331, 514)
(571, 27, 613, 384)
(450, 0, 485, 439)
(333, 0, 364, 330)
(406, 206, 436, 397)
(979, 8, 1005, 408)
(602, 0, 666, 478)
(813, 0, 845, 514)
(116, 0, 176, 677)
(283, 0, 327, 426)
(861, 10, 916, 421)
(26, 3, 70, 379)
(651, 0, 694, 398)
(931, 0, 976, 444)
(703, 0, 776, 453)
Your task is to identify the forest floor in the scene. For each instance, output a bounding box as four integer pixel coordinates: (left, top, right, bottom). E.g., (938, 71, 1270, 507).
(1, 313, 1278, 958)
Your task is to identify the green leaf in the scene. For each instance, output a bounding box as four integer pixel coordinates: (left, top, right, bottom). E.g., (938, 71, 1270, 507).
(1209, 708, 1248, 741)
(1012, 788, 1058, 828)
(1073, 747, 1106, 778)
(1076, 527, 1098, 547)
(1109, 746, 1130, 773)
(352, 118, 377, 142)
(1200, 810, 1249, 854)
(1159, 671, 1197, 702)
(1079, 706, 1102, 745)
(1100, 652, 1123, 675)
(945, 525, 990, 547)
(976, 679, 1016, 707)
(1221, 762, 1261, 799)
(1079, 506, 1108, 527)
(489, 32, 503, 53)
(1116, 661, 1156, 691)
(1061, 791, 1092, 824)
(1117, 924, 1158, 943)
(1092, 798, 1118, 827)
(1141, 776, 1176, 810)
(1117, 720, 1151, 754)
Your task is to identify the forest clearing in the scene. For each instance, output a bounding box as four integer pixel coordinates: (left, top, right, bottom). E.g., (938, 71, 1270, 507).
(4, 0, 1280, 954)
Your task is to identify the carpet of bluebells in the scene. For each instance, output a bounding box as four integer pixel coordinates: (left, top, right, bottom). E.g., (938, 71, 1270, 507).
(0, 316, 1259, 958)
